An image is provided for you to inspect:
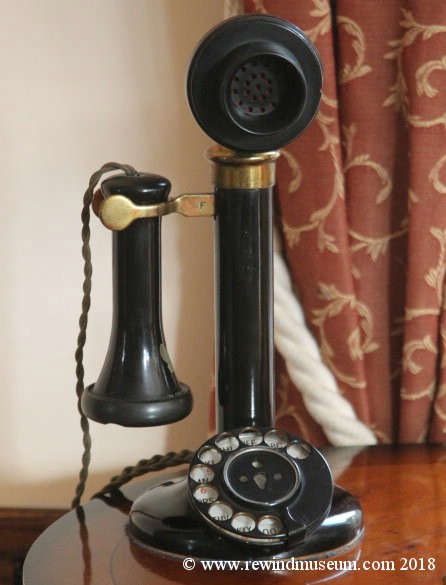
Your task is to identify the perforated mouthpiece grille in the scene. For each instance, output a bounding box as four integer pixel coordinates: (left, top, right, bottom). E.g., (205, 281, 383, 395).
(230, 57, 280, 116)
(226, 54, 305, 136)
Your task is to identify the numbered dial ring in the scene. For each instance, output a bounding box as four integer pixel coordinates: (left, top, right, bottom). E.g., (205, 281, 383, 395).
(188, 427, 333, 546)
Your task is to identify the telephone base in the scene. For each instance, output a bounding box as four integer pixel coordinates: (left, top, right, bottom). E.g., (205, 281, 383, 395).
(129, 470, 363, 560)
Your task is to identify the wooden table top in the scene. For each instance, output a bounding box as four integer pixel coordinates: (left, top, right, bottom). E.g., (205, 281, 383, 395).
(23, 445, 446, 585)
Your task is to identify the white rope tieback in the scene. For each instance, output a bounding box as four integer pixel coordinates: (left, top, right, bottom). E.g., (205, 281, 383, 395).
(273, 249, 377, 447)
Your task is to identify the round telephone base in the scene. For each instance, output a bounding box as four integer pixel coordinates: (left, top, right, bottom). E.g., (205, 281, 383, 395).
(129, 470, 363, 561)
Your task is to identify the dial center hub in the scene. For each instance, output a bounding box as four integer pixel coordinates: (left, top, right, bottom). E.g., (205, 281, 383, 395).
(223, 447, 300, 506)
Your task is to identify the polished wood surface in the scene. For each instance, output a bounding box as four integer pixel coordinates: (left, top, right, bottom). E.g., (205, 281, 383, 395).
(23, 446, 446, 584)
(0, 507, 66, 585)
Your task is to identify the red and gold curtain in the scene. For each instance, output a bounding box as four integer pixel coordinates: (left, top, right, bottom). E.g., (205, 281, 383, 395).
(244, 0, 446, 444)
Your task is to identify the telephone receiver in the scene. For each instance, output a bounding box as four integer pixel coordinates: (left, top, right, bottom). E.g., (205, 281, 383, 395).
(80, 14, 363, 559)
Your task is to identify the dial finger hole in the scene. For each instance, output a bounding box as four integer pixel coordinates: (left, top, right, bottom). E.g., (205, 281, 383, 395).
(193, 484, 218, 504)
(198, 446, 222, 465)
(190, 464, 215, 484)
(231, 512, 256, 533)
(264, 430, 288, 449)
(258, 515, 283, 536)
(215, 433, 239, 452)
(208, 501, 233, 522)
(287, 441, 312, 460)
(239, 427, 263, 446)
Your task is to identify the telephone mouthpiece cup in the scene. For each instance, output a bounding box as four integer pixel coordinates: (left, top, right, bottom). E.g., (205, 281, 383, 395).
(187, 14, 322, 152)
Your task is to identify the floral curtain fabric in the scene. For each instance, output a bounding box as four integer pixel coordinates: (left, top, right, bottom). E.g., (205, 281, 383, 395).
(244, 0, 446, 444)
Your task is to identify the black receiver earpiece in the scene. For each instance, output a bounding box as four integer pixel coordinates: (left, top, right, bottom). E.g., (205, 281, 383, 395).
(187, 14, 322, 152)
(81, 174, 193, 427)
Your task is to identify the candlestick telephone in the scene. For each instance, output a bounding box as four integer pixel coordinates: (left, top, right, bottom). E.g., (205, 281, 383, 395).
(50, 14, 364, 564)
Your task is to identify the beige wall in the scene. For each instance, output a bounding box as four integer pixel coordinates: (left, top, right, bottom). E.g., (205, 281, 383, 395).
(0, 0, 224, 507)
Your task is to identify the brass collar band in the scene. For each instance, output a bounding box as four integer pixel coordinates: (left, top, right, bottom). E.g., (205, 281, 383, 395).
(206, 146, 280, 190)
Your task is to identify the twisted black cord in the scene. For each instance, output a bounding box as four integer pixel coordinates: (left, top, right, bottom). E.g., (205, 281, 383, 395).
(92, 449, 193, 499)
(72, 162, 138, 509)
(75, 506, 92, 585)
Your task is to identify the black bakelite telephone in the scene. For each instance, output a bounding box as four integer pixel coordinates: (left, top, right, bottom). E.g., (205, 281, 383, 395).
(34, 14, 364, 564)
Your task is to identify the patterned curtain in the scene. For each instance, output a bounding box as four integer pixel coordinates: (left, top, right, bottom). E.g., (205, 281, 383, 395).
(244, 0, 446, 444)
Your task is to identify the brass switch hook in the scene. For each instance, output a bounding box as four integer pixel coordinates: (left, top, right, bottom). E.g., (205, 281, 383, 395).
(94, 191, 214, 231)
